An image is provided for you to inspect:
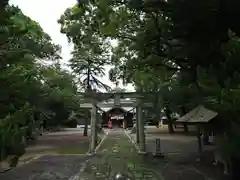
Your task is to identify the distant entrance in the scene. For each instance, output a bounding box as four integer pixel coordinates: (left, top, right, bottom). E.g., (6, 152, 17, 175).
(110, 115, 124, 128)
(107, 108, 128, 129)
(102, 107, 133, 128)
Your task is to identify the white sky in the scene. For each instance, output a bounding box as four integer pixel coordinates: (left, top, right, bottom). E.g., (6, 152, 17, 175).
(9, 0, 134, 92)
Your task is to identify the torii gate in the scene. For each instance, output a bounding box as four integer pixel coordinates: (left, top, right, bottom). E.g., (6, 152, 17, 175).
(79, 91, 161, 155)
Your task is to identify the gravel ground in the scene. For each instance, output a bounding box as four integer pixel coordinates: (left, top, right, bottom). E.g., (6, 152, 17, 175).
(127, 127, 228, 180)
(0, 128, 228, 180)
(0, 128, 92, 178)
(0, 155, 90, 180)
(72, 128, 219, 180)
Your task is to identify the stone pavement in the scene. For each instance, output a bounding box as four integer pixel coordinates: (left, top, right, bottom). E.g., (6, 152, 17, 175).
(0, 128, 225, 180)
(72, 129, 165, 180)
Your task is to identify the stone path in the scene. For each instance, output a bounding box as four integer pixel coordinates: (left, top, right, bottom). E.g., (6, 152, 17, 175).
(0, 128, 225, 180)
(72, 129, 224, 180)
(72, 129, 165, 180)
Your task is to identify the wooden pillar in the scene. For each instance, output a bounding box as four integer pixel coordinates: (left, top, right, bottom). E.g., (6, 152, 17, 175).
(89, 103, 98, 153)
(137, 102, 146, 153)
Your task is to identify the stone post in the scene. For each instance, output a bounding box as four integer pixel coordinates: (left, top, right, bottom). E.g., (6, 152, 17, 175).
(89, 102, 97, 154)
(137, 99, 146, 153)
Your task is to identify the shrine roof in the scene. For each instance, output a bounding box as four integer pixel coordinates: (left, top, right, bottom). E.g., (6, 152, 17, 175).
(176, 105, 218, 123)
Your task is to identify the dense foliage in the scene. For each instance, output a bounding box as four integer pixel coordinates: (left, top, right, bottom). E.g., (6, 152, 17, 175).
(2, 0, 240, 177)
(58, 4, 117, 135)
(62, 0, 240, 178)
(0, 5, 80, 163)
(58, 5, 112, 91)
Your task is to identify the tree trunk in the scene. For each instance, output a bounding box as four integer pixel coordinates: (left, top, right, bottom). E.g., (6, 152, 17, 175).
(83, 67, 91, 137)
(87, 64, 91, 89)
(203, 126, 210, 145)
(165, 106, 174, 133)
(83, 117, 88, 136)
(231, 157, 240, 180)
(181, 106, 188, 133)
(183, 122, 188, 133)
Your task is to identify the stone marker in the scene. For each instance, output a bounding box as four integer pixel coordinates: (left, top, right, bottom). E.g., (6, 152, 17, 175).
(156, 139, 161, 153)
(153, 138, 164, 158)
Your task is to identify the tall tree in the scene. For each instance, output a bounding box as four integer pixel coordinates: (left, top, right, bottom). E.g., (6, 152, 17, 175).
(0, 5, 80, 165)
(59, 4, 113, 136)
(70, 2, 240, 174)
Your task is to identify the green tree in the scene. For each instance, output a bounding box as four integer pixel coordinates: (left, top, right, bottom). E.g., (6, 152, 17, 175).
(0, 5, 80, 165)
(70, 1, 240, 172)
(59, 4, 113, 136)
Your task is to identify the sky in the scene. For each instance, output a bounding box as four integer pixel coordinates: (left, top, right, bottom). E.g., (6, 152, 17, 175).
(9, 0, 134, 92)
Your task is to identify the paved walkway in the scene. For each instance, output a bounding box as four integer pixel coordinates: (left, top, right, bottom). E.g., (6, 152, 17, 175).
(0, 128, 223, 180)
(73, 129, 223, 180)
(72, 129, 165, 180)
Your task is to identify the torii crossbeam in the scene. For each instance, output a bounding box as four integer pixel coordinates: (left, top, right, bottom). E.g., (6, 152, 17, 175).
(80, 91, 160, 154)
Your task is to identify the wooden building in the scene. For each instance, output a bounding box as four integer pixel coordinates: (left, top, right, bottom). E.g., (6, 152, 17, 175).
(176, 105, 218, 156)
(101, 107, 134, 128)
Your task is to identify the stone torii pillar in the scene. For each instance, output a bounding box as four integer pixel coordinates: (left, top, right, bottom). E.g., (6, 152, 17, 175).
(136, 107, 140, 143)
(89, 101, 98, 154)
(137, 99, 146, 153)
